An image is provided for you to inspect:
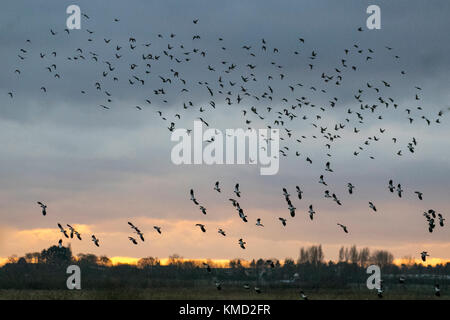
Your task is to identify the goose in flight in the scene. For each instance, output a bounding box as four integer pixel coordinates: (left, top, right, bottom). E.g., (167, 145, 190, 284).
(308, 205, 315, 220)
(190, 189, 199, 205)
(300, 290, 308, 300)
(319, 175, 327, 186)
(388, 180, 395, 193)
(128, 236, 138, 245)
(91, 235, 100, 247)
(332, 193, 342, 205)
(428, 218, 436, 233)
(337, 223, 348, 233)
(287, 200, 296, 217)
(214, 181, 221, 192)
(199, 206, 207, 215)
(266, 260, 275, 268)
(57, 223, 69, 238)
(203, 262, 212, 273)
(238, 208, 248, 222)
(296, 186, 303, 199)
(428, 209, 436, 218)
(218, 228, 226, 236)
(198, 117, 209, 127)
(67, 224, 82, 240)
(435, 284, 441, 297)
(58, 239, 63, 248)
(234, 183, 241, 197)
(396, 184, 403, 198)
(154, 226, 162, 234)
(128, 222, 144, 241)
(282, 188, 290, 199)
(256, 218, 264, 227)
(325, 161, 333, 172)
(196, 224, 206, 232)
(229, 198, 239, 207)
(37, 201, 47, 216)
(67, 224, 75, 238)
(421, 251, 429, 262)
(238, 238, 246, 249)
(438, 214, 445, 227)
(369, 202, 377, 212)
(414, 191, 423, 200)
(347, 183, 354, 194)
(377, 286, 384, 298)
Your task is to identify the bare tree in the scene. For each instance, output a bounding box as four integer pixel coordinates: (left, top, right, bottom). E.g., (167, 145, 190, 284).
(338, 246, 345, 262)
(349, 245, 359, 264)
(370, 250, 394, 268)
(358, 247, 370, 267)
(298, 245, 324, 266)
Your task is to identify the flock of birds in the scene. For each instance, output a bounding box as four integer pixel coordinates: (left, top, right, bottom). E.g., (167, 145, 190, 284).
(190, 179, 445, 253)
(10, 11, 446, 298)
(189, 181, 444, 298)
(48, 210, 163, 249)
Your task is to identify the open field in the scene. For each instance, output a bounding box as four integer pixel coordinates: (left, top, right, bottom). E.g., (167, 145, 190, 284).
(0, 286, 447, 300)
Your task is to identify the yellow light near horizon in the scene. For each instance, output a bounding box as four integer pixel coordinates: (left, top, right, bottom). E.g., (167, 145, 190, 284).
(394, 257, 450, 267)
(1, 255, 449, 268)
(110, 256, 140, 265)
(108, 257, 450, 267)
(0, 257, 8, 266)
(108, 257, 233, 267)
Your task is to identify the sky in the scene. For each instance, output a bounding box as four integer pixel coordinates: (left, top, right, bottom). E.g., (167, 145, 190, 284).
(0, 0, 449, 264)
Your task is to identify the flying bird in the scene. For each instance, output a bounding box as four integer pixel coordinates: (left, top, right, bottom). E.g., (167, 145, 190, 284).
(295, 186, 303, 199)
(438, 214, 445, 227)
(435, 284, 441, 297)
(319, 175, 327, 186)
(234, 183, 241, 197)
(128, 236, 138, 245)
(337, 223, 348, 233)
(256, 218, 264, 227)
(308, 205, 315, 220)
(214, 181, 221, 192)
(347, 183, 354, 194)
(388, 180, 395, 193)
(414, 191, 423, 200)
(420, 251, 429, 262)
(37, 201, 47, 216)
(196, 224, 206, 232)
(57, 223, 69, 238)
(300, 290, 308, 300)
(91, 235, 100, 247)
(190, 189, 199, 205)
(238, 238, 246, 249)
(396, 184, 403, 198)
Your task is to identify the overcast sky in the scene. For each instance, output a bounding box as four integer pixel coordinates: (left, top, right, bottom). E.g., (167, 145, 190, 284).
(0, 0, 449, 264)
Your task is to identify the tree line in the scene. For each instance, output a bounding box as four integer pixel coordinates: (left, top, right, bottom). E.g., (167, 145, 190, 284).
(1, 244, 448, 290)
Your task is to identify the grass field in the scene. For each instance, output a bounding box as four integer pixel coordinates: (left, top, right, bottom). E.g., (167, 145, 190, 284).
(0, 286, 447, 300)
